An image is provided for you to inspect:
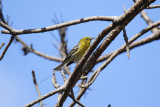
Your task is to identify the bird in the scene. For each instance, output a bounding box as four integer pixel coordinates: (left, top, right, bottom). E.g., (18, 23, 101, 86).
(54, 37, 94, 71)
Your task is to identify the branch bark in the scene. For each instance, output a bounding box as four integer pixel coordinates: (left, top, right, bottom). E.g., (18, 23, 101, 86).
(2, 16, 116, 35)
(55, 0, 156, 106)
(97, 20, 160, 63)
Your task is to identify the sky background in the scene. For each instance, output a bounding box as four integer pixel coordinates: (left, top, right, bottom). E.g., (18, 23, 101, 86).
(0, 0, 160, 107)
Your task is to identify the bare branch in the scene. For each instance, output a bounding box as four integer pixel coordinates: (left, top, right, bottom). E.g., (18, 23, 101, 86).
(2, 16, 116, 35)
(0, 18, 17, 61)
(0, 21, 15, 33)
(60, 70, 67, 82)
(68, 90, 85, 107)
(140, 10, 159, 33)
(56, 21, 71, 75)
(52, 70, 60, 88)
(129, 31, 160, 49)
(55, 0, 156, 106)
(0, 34, 16, 60)
(32, 70, 43, 107)
(123, 5, 127, 13)
(122, 24, 130, 58)
(69, 31, 160, 107)
(0, 0, 7, 24)
(15, 36, 63, 62)
(0, 42, 4, 49)
(0, 3, 17, 60)
(97, 20, 160, 63)
(24, 86, 65, 107)
(122, 7, 130, 58)
(146, 5, 160, 9)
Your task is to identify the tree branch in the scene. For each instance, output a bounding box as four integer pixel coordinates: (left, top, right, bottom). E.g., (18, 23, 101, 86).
(69, 31, 160, 107)
(32, 70, 43, 107)
(146, 5, 160, 9)
(69, 90, 85, 107)
(122, 24, 130, 58)
(24, 86, 65, 107)
(15, 36, 63, 62)
(55, 0, 156, 106)
(97, 20, 160, 63)
(0, 42, 5, 49)
(52, 70, 61, 88)
(140, 10, 159, 33)
(2, 16, 116, 35)
(0, 34, 16, 60)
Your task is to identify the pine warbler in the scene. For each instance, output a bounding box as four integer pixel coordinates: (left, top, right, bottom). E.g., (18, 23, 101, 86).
(54, 37, 94, 70)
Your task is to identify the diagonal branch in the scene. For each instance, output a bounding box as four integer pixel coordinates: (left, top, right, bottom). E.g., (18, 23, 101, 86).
(32, 70, 43, 107)
(122, 24, 130, 58)
(140, 10, 159, 33)
(15, 36, 63, 62)
(0, 14, 17, 61)
(0, 42, 5, 49)
(0, 34, 16, 60)
(97, 20, 160, 63)
(55, 0, 156, 106)
(69, 31, 160, 107)
(68, 90, 85, 107)
(24, 86, 65, 107)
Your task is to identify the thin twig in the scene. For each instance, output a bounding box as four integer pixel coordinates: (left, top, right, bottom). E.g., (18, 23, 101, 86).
(15, 36, 63, 62)
(0, 0, 7, 24)
(0, 42, 4, 49)
(97, 20, 160, 63)
(122, 24, 130, 58)
(123, 5, 127, 13)
(69, 90, 85, 107)
(60, 70, 67, 81)
(123, 5, 130, 58)
(24, 86, 65, 107)
(56, 20, 71, 75)
(140, 10, 159, 33)
(80, 70, 99, 88)
(0, 34, 16, 60)
(52, 70, 63, 107)
(0, 21, 15, 33)
(0, 4, 17, 60)
(52, 70, 60, 88)
(32, 70, 43, 107)
(146, 5, 160, 9)
(2, 16, 116, 35)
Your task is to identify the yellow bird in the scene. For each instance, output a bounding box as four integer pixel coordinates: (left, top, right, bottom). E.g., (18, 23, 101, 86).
(54, 37, 94, 70)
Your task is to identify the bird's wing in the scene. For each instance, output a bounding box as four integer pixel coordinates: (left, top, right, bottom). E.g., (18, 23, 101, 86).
(67, 44, 80, 58)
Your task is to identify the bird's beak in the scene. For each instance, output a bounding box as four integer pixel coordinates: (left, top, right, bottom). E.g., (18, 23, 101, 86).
(91, 37, 95, 40)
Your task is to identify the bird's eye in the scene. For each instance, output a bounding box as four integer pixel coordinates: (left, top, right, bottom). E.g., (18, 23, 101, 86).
(86, 38, 89, 40)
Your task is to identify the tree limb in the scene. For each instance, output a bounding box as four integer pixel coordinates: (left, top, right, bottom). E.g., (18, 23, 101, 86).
(69, 31, 160, 107)
(97, 20, 160, 63)
(55, 0, 156, 106)
(15, 36, 63, 62)
(2, 16, 116, 35)
(32, 70, 43, 107)
(24, 86, 65, 107)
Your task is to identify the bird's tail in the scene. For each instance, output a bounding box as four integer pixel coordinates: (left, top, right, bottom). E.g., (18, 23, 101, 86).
(53, 62, 66, 71)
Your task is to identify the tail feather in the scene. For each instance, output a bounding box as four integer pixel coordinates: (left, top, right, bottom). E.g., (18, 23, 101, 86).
(53, 64, 63, 71)
(53, 61, 66, 71)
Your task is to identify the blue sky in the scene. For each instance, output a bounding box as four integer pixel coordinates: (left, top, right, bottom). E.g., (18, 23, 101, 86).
(0, 0, 160, 107)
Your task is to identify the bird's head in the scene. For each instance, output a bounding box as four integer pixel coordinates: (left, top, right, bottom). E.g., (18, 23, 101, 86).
(79, 37, 94, 44)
